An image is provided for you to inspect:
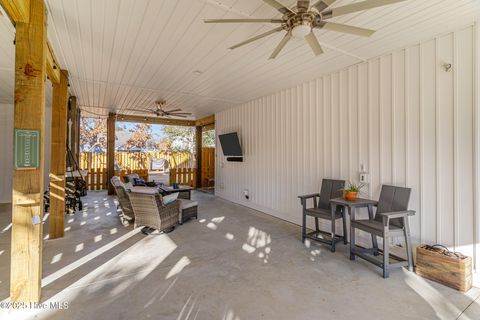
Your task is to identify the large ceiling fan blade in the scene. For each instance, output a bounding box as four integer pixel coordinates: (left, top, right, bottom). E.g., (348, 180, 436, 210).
(321, 22, 375, 37)
(323, 0, 406, 19)
(269, 31, 292, 59)
(297, 1, 311, 11)
(304, 31, 324, 56)
(312, 0, 337, 12)
(163, 108, 182, 113)
(204, 18, 283, 24)
(263, 0, 294, 14)
(229, 27, 284, 50)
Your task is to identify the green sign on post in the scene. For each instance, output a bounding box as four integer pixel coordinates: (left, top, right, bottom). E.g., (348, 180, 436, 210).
(15, 129, 40, 169)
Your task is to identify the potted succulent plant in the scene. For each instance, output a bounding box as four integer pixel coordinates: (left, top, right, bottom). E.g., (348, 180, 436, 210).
(341, 182, 365, 202)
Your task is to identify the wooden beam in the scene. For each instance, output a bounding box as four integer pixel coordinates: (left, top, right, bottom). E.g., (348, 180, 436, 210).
(203, 123, 215, 132)
(48, 70, 68, 239)
(46, 42, 60, 84)
(10, 0, 46, 303)
(107, 113, 116, 195)
(0, 0, 60, 85)
(0, 0, 30, 23)
(195, 126, 202, 189)
(195, 114, 215, 127)
(116, 114, 195, 127)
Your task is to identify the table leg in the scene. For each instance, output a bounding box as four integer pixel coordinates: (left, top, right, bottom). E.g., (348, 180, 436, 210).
(349, 206, 355, 260)
(368, 204, 379, 255)
(330, 204, 336, 252)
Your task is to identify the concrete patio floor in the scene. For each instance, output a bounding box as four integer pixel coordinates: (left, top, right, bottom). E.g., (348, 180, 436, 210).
(0, 191, 479, 319)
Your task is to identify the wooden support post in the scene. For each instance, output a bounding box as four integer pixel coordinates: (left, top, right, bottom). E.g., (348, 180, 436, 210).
(107, 113, 116, 195)
(196, 126, 202, 189)
(76, 105, 81, 161)
(10, 0, 45, 303)
(68, 96, 78, 162)
(48, 70, 68, 239)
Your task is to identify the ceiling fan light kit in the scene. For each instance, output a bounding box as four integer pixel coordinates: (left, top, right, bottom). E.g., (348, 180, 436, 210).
(205, 0, 406, 59)
(291, 24, 311, 38)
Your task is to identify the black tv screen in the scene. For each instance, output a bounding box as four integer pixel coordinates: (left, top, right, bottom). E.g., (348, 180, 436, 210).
(219, 132, 243, 156)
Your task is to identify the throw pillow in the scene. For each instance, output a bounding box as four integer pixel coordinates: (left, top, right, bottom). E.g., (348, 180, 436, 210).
(163, 192, 179, 205)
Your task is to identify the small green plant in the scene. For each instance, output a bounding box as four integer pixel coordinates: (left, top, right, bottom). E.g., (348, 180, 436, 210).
(341, 181, 366, 193)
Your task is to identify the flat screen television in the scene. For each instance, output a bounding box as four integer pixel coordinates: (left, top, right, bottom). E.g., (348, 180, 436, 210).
(218, 132, 243, 157)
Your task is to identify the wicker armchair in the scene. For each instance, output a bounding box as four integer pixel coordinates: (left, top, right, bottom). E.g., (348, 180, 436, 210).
(128, 189, 179, 234)
(110, 176, 134, 223)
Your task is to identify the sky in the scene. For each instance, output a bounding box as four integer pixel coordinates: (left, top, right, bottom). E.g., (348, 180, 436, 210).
(116, 121, 165, 140)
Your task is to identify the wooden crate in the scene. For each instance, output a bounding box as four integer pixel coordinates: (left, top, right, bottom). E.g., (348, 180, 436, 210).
(415, 245, 472, 292)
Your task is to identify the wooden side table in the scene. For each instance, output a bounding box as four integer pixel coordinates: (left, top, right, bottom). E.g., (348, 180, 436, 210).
(329, 197, 379, 259)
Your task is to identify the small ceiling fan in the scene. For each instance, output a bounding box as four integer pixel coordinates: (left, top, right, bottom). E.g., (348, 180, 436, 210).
(133, 100, 192, 118)
(205, 0, 406, 59)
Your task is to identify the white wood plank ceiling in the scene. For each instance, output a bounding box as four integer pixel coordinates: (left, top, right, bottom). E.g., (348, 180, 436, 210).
(1, 1, 480, 117)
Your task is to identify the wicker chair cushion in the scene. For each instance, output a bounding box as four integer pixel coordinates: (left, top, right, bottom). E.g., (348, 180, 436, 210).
(178, 199, 198, 224)
(163, 193, 179, 205)
(179, 199, 198, 210)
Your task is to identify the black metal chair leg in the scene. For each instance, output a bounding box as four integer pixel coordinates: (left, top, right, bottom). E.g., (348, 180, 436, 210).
(342, 212, 348, 244)
(315, 218, 319, 232)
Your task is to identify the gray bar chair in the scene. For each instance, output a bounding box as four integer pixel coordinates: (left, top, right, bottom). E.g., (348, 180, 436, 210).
(298, 179, 346, 252)
(350, 185, 415, 278)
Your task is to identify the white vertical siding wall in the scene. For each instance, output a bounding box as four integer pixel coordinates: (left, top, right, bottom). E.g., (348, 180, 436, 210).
(216, 24, 480, 270)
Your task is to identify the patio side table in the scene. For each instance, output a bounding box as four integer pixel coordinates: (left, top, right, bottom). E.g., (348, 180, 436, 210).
(159, 185, 194, 200)
(329, 197, 379, 259)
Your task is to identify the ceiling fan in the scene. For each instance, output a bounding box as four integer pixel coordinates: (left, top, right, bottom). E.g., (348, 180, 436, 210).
(133, 100, 192, 118)
(205, 0, 406, 59)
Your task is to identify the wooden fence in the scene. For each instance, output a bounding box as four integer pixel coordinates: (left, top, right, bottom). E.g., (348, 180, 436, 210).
(79, 151, 194, 171)
(201, 148, 215, 187)
(169, 168, 197, 188)
(79, 150, 213, 191)
(82, 168, 149, 191)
